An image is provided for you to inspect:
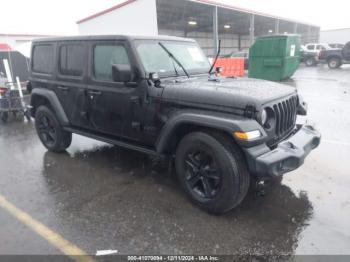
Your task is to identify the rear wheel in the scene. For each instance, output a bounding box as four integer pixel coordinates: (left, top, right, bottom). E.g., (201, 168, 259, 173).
(328, 57, 342, 69)
(175, 132, 250, 214)
(35, 105, 72, 152)
(305, 57, 316, 67)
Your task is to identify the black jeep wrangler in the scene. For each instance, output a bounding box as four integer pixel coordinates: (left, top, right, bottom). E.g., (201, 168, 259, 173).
(29, 35, 321, 213)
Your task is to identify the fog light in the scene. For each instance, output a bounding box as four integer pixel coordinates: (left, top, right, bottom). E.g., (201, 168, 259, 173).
(233, 130, 261, 141)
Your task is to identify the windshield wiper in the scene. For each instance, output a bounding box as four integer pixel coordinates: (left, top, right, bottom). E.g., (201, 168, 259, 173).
(159, 42, 190, 78)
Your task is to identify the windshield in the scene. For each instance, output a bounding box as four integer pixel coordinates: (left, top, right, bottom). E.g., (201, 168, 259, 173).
(135, 40, 210, 77)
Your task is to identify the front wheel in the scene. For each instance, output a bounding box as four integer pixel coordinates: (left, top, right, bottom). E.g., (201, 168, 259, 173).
(175, 132, 250, 214)
(328, 57, 342, 69)
(35, 105, 72, 152)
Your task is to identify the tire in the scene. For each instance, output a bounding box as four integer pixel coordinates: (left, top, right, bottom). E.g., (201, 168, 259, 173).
(175, 132, 250, 214)
(305, 57, 316, 67)
(328, 57, 342, 69)
(35, 105, 72, 152)
(0, 112, 8, 123)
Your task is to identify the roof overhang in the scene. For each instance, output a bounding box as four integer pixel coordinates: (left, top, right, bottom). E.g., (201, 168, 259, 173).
(76, 0, 319, 28)
(77, 0, 137, 24)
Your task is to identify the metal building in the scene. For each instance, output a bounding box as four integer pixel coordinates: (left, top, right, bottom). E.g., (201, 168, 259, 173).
(77, 0, 320, 56)
(320, 28, 350, 45)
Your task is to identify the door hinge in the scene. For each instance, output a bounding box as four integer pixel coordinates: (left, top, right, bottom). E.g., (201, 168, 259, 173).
(130, 96, 140, 104)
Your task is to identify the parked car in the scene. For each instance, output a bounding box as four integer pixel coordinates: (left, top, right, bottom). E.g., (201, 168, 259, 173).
(304, 43, 332, 54)
(29, 35, 320, 214)
(319, 41, 350, 69)
(224, 50, 249, 69)
(300, 46, 319, 67)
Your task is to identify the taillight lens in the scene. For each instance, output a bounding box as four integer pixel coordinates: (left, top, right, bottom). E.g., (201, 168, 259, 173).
(0, 87, 7, 94)
(319, 50, 324, 59)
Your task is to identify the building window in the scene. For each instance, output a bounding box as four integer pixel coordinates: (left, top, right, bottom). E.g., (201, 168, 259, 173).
(59, 44, 85, 77)
(32, 45, 54, 74)
(93, 44, 130, 81)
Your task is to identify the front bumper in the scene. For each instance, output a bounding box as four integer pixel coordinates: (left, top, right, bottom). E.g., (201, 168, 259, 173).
(244, 125, 321, 177)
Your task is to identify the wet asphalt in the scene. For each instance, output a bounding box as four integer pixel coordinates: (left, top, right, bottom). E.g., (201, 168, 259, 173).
(0, 65, 349, 256)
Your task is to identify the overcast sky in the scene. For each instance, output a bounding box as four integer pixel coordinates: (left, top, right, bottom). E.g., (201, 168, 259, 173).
(0, 0, 348, 35)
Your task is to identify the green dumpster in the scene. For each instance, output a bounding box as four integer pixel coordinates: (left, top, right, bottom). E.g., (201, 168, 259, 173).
(248, 34, 301, 81)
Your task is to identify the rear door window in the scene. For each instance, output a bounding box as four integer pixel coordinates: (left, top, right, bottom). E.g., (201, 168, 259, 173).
(32, 44, 54, 74)
(93, 44, 130, 82)
(59, 44, 85, 77)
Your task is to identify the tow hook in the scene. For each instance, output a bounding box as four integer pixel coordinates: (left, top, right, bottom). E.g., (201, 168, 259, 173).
(255, 179, 269, 197)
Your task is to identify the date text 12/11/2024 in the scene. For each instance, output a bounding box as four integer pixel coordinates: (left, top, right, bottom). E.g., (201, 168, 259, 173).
(127, 256, 219, 261)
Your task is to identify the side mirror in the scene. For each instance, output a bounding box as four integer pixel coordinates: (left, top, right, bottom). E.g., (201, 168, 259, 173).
(216, 66, 223, 73)
(112, 64, 133, 83)
(149, 72, 161, 88)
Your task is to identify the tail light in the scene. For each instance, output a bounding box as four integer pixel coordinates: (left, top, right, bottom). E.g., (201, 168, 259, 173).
(0, 87, 7, 94)
(319, 50, 324, 59)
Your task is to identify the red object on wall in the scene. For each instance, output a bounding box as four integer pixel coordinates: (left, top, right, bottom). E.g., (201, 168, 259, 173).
(213, 58, 245, 77)
(0, 43, 12, 51)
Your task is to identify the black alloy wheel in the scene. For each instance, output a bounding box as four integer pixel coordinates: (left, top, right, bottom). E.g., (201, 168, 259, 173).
(184, 149, 222, 200)
(37, 114, 57, 148)
(175, 132, 250, 214)
(35, 106, 72, 152)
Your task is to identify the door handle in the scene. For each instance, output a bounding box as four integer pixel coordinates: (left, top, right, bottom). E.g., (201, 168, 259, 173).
(87, 90, 102, 96)
(130, 96, 140, 104)
(58, 86, 69, 91)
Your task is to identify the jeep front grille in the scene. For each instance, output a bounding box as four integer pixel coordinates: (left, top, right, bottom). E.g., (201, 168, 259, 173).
(273, 96, 298, 139)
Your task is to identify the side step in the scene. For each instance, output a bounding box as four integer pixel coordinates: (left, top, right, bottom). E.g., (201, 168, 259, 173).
(64, 127, 159, 157)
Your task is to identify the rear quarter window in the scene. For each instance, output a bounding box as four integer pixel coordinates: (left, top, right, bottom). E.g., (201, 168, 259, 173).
(32, 44, 54, 74)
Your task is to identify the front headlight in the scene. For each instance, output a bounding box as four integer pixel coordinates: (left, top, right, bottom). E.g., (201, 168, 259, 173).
(261, 109, 268, 126)
(297, 94, 308, 115)
(260, 107, 275, 129)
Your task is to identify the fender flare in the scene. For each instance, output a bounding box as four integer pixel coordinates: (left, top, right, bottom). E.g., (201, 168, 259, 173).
(155, 110, 267, 154)
(31, 88, 69, 125)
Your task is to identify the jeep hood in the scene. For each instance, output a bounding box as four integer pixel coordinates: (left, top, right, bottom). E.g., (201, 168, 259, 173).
(161, 77, 297, 111)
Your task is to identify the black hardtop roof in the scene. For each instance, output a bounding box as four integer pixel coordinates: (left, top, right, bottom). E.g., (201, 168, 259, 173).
(32, 35, 195, 43)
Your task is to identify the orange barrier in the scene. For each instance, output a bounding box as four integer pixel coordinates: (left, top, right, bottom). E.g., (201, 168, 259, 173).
(213, 58, 245, 77)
